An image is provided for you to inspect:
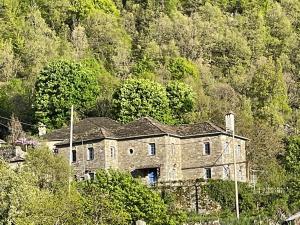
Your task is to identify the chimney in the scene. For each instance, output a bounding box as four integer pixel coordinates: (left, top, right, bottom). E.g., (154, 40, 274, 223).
(225, 112, 235, 133)
(38, 123, 46, 136)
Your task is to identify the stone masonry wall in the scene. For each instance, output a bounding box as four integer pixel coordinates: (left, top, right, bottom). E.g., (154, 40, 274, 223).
(56, 134, 247, 182)
(181, 135, 247, 181)
(58, 140, 106, 178)
(117, 135, 183, 182)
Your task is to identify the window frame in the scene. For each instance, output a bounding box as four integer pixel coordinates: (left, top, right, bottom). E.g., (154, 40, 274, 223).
(148, 143, 156, 156)
(110, 146, 116, 159)
(236, 144, 241, 157)
(204, 167, 212, 179)
(223, 165, 230, 179)
(203, 142, 211, 155)
(128, 148, 134, 155)
(224, 141, 230, 154)
(71, 149, 77, 163)
(87, 146, 94, 161)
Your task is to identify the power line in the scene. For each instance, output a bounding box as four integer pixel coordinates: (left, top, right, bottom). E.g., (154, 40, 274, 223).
(0, 122, 9, 128)
(0, 115, 36, 127)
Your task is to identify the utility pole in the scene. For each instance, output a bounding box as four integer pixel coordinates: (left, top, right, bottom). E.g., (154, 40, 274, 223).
(68, 105, 74, 195)
(226, 112, 239, 219)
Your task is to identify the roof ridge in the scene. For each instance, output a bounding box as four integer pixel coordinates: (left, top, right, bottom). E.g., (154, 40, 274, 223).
(142, 117, 168, 134)
(99, 127, 110, 138)
(205, 121, 225, 132)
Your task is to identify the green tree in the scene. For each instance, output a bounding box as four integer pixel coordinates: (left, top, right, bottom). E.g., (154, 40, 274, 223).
(78, 169, 177, 225)
(283, 136, 300, 210)
(24, 146, 70, 192)
(83, 11, 131, 76)
(167, 57, 199, 80)
(0, 39, 18, 81)
(0, 79, 33, 124)
(112, 78, 173, 123)
(166, 81, 195, 122)
(33, 60, 100, 129)
(248, 57, 291, 126)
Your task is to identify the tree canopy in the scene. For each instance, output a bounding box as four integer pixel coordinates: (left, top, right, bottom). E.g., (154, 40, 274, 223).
(33, 60, 100, 128)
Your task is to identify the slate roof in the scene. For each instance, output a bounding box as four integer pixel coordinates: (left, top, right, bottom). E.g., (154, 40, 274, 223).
(44, 117, 120, 141)
(45, 117, 247, 145)
(0, 146, 25, 163)
(177, 122, 225, 136)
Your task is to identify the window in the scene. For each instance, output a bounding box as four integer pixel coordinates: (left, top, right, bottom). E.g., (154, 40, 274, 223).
(129, 148, 134, 155)
(110, 146, 116, 158)
(236, 145, 241, 157)
(223, 165, 230, 179)
(72, 149, 77, 162)
(239, 166, 243, 180)
(53, 148, 59, 154)
(224, 142, 230, 154)
(89, 172, 95, 180)
(148, 143, 156, 156)
(204, 168, 212, 179)
(87, 147, 94, 161)
(203, 142, 211, 155)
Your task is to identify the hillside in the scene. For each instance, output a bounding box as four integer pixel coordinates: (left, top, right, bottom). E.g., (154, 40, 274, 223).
(0, 0, 299, 188)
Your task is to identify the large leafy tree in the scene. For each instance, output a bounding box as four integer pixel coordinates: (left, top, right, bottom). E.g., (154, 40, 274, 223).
(112, 78, 172, 123)
(78, 169, 178, 225)
(0, 147, 84, 225)
(166, 81, 195, 122)
(33, 60, 100, 129)
(248, 57, 291, 126)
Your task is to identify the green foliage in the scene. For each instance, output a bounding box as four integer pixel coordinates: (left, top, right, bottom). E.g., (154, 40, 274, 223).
(33, 60, 100, 128)
(283, 136, 300, 173)
(203, 180, 256, 214)
(166, 81, 195, 122)
(69, 0, 119, 22)
(202, 179, 289, 221)
(283, 136, 300, 210)
(0, 0, 300, 210)
(78, 169, 177, 225)
(112, 78, 173, 123)
(167, 57, 199, 80)
(94, 0, 120, 16)
(248, 57, 291, 126)
(24, 146, 70, 192)
(83, 11, 131, 76)
(0, 79, 33, 124)
(0, 149, 84, 225)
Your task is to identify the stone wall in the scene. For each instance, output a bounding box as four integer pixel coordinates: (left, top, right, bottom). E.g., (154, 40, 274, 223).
(58, 140, 106, 178)
(181, 135, 247, 181)
(56, 134, 247, 182)
(156, 180, 221, 214)
(117, 135, 182, 182)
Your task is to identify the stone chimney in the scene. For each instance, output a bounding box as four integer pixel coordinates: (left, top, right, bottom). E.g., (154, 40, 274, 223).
(38, 123, 46, 137)
(225, 112, 235, 133)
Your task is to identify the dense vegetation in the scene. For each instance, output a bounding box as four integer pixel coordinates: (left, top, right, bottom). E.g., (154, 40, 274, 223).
(0, 0, 300, 223)
(0, 147, 185, 225)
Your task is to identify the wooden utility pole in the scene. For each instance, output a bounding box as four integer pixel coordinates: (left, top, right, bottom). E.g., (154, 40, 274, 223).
(232, 125, 240, 219)
(68, 105, 74, 195)
(226, 112, 239, 219)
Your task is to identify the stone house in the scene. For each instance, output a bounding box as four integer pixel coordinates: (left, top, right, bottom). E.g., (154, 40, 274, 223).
(0, 145, 26, 169)
(44, 116, 248, 184)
